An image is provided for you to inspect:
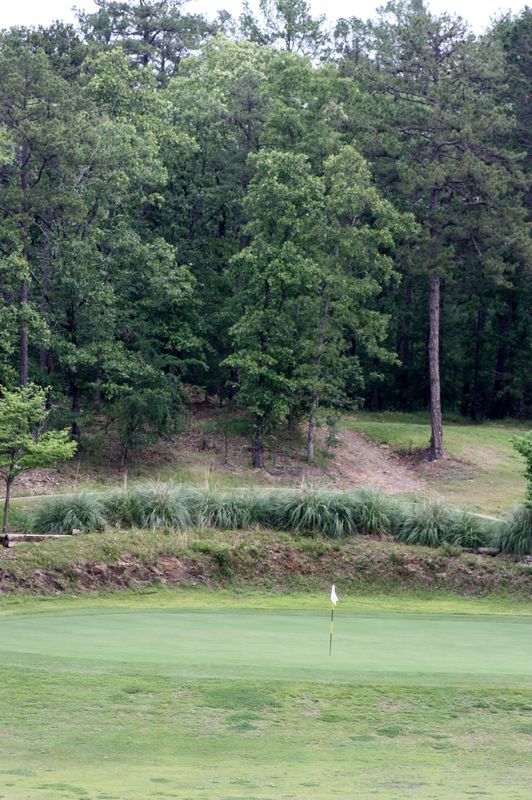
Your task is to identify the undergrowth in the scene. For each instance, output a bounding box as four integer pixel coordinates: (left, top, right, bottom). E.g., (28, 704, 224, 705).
(24, 483, 527, 555)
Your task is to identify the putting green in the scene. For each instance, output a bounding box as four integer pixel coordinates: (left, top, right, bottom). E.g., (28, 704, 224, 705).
(1, 607, 531, 684)
(1, 597, 531, 799)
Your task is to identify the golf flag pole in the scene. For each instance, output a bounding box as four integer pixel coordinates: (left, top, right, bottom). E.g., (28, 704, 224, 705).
(329, 584, 338, 656)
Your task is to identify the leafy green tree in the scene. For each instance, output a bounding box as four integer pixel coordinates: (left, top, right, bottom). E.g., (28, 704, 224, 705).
(341, 1, 527, 457)
(0, 385, 76, 532)
(301, 146, 413, 461)
(0, 29, 81, 387)
(78, 0, 214, 83)
(225, 149, 323, 466)
(240, 0, 328, 58)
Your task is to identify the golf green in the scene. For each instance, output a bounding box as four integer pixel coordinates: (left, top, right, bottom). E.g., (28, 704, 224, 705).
(1, 595, 531, 799)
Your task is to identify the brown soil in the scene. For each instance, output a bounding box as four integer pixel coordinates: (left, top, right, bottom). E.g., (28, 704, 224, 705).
(1, 535, 530, 598)
(12, 405, 430, 499)
(322, 429, 425, 494)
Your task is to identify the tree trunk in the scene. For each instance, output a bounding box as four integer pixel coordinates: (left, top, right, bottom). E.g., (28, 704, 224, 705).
(252, 415, 264, 468)
(2, 479, 13, 534)
(470, 302, 485, 421)
(19, 280, 29, 387)
(307, 392, 317, 462)
(307, 290, 329, 463)
(428, 273, 443, 460)
(70, 374, 81, 440)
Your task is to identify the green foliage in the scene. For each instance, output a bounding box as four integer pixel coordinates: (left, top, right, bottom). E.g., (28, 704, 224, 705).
(1, 5, 530, 471)
(14, 481, 532, 557)
(240, 0, 328, 57)
(193, 489, 261, 530)
(495, 506, 532, 556)
(394, 502, 489, 549)
(0, 385, 76, 531)
(394, 502, 457, 548)
(112, 382, 184, 465)
(103, 484, 194, 531)
(190, 540, 234, 576)
(444, 513, 489, 550)
(513, 434, 532, 507)
(28, 493, 106, 535)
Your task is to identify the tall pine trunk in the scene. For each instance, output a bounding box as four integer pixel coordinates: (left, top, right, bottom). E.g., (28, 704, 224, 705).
(19, 280, 29, 387)
(428, 182, 443, 460)
(306, 392, 318, 462)
(307, 291, 329, 463)
(428, 273, 443, 459)
(252, 414, 264, 468)
(2, 477, 13, 534)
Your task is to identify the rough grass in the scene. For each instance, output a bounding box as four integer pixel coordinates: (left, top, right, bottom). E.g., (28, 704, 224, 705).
(0, 592, 531, 800)
(345, 412, 530, 514)
(3, 525, 530, 599)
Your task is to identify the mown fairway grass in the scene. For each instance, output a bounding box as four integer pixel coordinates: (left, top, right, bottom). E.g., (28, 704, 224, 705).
(345, 413, 530, 514)
(1, 591, 531, 800)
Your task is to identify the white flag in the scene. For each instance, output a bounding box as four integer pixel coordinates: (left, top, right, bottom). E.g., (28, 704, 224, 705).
(330, 584, 338, 606)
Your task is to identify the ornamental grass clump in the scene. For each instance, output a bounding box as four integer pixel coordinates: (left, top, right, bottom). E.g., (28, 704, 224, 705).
(261, 488, 376, 539)
(349, 489, 396, 536)
(394, 501, 455, 548)
(444, 511, 488, 549)
(495, 506, 532, 556)
(135, 483, 194, 531)
(193, 488, 262, 530)
(28, 492, 106, 535)
(103, 483, 194, 531)
(101, 487, 148, 528)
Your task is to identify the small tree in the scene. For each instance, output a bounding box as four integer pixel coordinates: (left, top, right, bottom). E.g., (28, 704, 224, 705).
(513, 434, 532, 508)
(0, 385, 77, 532)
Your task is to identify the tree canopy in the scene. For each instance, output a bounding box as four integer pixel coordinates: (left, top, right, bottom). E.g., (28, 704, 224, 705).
(0, 0, 530, 467)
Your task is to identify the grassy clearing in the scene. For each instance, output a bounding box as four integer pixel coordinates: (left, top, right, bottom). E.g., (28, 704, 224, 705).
(0, 591, 530, 800)
(344, 413, 530, 514)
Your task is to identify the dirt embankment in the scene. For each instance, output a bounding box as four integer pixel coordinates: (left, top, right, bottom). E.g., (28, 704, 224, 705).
(1, 535, 530, 598)
(11, 407, 429, 499)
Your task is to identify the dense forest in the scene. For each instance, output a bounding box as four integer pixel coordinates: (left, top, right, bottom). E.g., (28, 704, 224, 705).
(0, 0, 530, 466)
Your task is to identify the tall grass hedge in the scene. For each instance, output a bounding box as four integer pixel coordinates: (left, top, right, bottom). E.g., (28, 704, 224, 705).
(494, 506, 532, 557)
(27, 482, 525, 552)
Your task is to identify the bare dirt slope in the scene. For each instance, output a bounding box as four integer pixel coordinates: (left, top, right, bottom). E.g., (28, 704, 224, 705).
(322, 428, 426, 494)
(11, 405, 427, 499)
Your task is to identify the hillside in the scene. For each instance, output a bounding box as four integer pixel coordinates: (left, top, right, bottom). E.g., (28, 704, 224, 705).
(10, 407, 528, 517)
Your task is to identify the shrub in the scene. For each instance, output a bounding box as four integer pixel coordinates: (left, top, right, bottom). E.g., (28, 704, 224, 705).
(495, 506, 532, 556)
(350, 489, 396, 536)
(394, 501, 455, 548)
(193, 488, 262, 530)
(103, 484, 193, 531)
(28, 492, 106, 534)
(261, 489, 358, 538)
(445, 512, 488, 549)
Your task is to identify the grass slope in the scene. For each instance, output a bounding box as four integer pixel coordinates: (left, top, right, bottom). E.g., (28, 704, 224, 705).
(345, 413, 529, 514)
(1, 592, 531, 800)
(2, 527, 531, 597)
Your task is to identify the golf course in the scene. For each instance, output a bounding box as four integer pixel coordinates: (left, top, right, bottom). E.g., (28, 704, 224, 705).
(1, 0, 531, 797)
(1, 592, 531, 800)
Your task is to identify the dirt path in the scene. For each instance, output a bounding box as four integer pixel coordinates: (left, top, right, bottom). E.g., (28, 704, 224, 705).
(325, 429, 427, 495)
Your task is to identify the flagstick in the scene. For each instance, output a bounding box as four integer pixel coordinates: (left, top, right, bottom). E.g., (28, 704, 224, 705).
(329, 604, 334, 656)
